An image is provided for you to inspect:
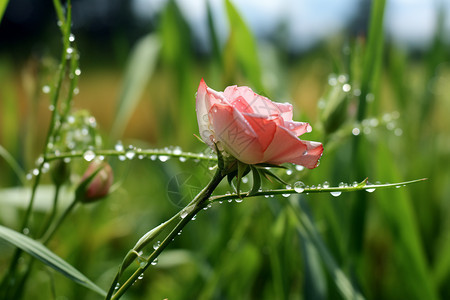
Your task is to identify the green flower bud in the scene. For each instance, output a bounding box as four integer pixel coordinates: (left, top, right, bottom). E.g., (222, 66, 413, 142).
(50, 159, 70, 187)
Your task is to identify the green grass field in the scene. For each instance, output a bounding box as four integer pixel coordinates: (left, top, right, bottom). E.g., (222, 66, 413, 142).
(1, 0, 449, 299)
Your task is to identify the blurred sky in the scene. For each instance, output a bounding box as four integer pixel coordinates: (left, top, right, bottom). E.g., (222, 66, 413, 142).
(1, 0, 449, 56)
(133, 0, 450, 51)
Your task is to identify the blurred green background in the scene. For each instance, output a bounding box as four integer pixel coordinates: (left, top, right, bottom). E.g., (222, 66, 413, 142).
(1, 0, 450, 299)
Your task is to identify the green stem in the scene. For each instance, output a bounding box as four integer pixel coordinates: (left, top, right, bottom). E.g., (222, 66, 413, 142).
(39, 184, 62, 238)
(107, 168, 226, 300)
(208, 178, 427, 203)
(46, 149, 217, 163)
(41, 197, 78, 244)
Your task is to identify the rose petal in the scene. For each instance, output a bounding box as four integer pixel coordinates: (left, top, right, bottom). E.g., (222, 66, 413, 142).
(209, 103, 264, 164)
(272, 101, 294, 121)
(196, 79, 214, 146)
(241, 113, 277, 152)
(263, 126, 323, 168)
(282, 121, 312, 136)
(224, 85, 281, 118)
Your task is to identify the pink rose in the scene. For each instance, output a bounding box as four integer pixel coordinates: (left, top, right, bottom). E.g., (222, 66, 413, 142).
(195, 79, 323, 169)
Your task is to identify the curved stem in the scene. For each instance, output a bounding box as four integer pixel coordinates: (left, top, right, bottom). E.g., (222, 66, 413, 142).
(208, 178, 427, 203)
(108, 168, 225, 300)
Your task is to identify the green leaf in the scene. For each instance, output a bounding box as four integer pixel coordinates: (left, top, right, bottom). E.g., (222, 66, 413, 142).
(0, 144, 25, 185)
(225, 0, 263, 91)
(248, 166, 261, 196)
(260, 168, 288, 185)
(0, 225, 107, 297)
(111, 34, 161, 139)
(236, 161, 249, 198)
(0, 0, 9, 24)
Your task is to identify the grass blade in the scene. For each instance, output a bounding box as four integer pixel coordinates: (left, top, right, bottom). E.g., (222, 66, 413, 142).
(0, 225, 107, 297)
(225, 0, 263, 91)
(288, 197, 364, 300)
(111, 33, 160, 139)
(0, 0, 9, 23)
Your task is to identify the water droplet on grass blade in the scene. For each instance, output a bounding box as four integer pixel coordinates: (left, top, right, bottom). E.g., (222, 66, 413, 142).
(151, 258, 158, 266)
(138, 273, 144, 280)
(330, 191, 342, 197)
(115, 142, 124, 152)
(323, 181, 330, 188)
(153, 241, 160, 250)
(42, 85, 51, 94)
(180, 209, 188, 219)
(83, 150, 95, 162)
(158, 155, 170, 162)
(125, 150, 135, 160)
(294, 181, 305, 193)
(295, 165, 304, 171)
(365, 188, 376, 193)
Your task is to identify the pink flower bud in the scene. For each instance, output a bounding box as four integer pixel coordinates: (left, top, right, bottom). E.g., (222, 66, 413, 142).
(79, 160, 113, 203)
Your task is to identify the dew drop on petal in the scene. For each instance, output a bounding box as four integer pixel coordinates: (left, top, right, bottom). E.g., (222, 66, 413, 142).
(83, 150, 96, 162)
(330, 191, 342, 197)
(294, 181, 305, 193)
